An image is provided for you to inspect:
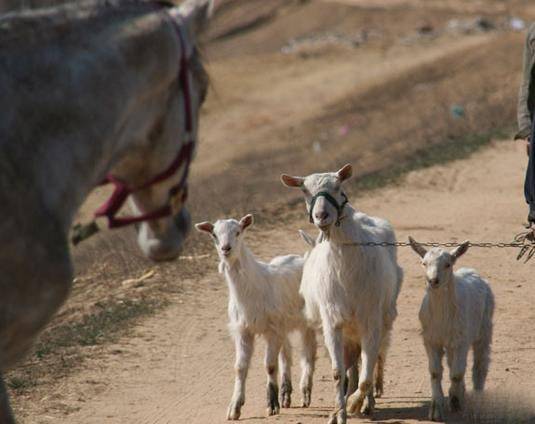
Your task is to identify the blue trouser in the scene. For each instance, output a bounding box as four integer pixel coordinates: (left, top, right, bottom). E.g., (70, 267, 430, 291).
(524, 118, 535, 222)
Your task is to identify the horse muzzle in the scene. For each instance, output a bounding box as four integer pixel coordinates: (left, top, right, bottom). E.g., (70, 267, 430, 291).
(138, 208, 191, 261)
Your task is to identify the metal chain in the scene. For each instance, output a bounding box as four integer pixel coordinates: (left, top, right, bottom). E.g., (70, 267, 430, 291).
(340, 229, 535, 262)
(349, 240, 525, 248)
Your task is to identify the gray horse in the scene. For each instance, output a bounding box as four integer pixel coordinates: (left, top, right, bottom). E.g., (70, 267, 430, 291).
(0, 0, 212, 420)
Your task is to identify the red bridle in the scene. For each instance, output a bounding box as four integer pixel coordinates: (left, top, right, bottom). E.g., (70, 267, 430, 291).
(94, 13, 195, 229)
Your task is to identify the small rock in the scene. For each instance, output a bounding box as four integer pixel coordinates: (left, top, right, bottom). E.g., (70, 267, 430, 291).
(417, 24, 434, 35)
(510, 17, 525, 32)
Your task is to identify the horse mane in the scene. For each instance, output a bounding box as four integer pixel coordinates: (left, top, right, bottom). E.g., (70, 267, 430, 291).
(0, 0, 170, 45)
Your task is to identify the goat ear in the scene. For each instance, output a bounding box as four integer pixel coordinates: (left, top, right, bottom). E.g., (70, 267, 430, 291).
(451, 241, 470, 260)
(336, 164, 353, 182)
(239, 214, 254, 230)
(195, 221, 214, 234)
(408, 236, 427, 258)
(299, 230, 316, 248)
(281, 174, 304, 188)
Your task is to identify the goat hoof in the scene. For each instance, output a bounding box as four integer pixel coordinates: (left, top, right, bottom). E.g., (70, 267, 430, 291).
(375, 384, 384, 398)
(227, 399, 243, 420)
(281, 393, 291, 408)
(227, 407, 241, 421)
(346, 392, 363, 414)
(327, 414, 337, 424)
(450, 395, 462, 412)
(327, 409, 346, 424)
(429, 399, 445, 422)
(266, 382, 280, 416)
(302, 387, 312, 407)
(266, 405, 280, 416)
(280, 380, 292, 408)
(361, 395, 375, 416)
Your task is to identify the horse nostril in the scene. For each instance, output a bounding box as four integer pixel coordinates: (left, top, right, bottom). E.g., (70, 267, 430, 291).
(315, 211, 329, 221)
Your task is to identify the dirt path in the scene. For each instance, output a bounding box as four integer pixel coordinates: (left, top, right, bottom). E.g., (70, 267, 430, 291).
(196, 34, 491, 178)
(29, 139, 534, 424)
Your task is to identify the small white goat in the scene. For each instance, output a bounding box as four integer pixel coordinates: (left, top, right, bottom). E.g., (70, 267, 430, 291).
(282, 164, 403, 424)
(408, 237, 494, 422)
(196, 214, 317, 421)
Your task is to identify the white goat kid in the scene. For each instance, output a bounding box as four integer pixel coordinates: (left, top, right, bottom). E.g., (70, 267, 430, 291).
(196, 215, 317, 420)
(408, 237, 494, 422)
(282, 164, 403, 424)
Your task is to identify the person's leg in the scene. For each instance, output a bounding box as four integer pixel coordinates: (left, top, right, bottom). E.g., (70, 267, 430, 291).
(524, 129, 535, 223)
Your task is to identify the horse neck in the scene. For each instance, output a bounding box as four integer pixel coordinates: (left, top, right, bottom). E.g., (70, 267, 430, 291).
(29, 109, 163, 232)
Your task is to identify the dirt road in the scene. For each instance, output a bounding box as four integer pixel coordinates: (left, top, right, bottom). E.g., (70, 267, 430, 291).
(10, 1, 535, 422)
(30, 139, 534, 424)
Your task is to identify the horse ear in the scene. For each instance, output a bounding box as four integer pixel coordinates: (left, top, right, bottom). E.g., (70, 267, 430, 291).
(451, 241, 470, 260)
(336, 164, 352, 182)
(239, 214, 254, 230)
(195, 221, 213, 233)
(281, 174, 304, 188)
(175, 0, 214, 39)
(408, 236, 427, 258)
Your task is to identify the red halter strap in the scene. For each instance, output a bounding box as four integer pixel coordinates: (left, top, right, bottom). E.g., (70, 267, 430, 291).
(94, 13, 195, 229)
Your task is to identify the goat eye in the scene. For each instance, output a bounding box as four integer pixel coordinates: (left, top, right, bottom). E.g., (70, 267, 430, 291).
(236, 231, 241, 237)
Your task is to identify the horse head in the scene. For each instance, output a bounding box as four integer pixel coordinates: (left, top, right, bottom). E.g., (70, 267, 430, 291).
(99, 0, 212, 261)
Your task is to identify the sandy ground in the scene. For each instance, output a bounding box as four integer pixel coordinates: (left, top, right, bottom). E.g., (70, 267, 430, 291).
(28, 139, 535, 424)
(9, 1, 535, 422)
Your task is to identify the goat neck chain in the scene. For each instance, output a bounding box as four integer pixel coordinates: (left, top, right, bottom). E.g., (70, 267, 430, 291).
(342, 230, 535, 262)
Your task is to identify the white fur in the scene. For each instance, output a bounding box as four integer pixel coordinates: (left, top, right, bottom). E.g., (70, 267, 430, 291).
(282, 166, 403, 424)
(410, 240, 494, 422)
(196, 216, 317, 420)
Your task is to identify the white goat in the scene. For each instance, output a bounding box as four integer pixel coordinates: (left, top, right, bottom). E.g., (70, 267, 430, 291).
(282, 164, 403, 424)
(298, 229, 386, 398)
(195, 214, 317, 420)
(408, 237, 494, 422)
